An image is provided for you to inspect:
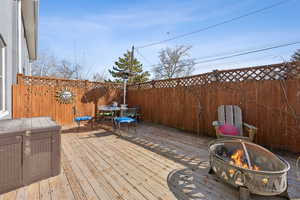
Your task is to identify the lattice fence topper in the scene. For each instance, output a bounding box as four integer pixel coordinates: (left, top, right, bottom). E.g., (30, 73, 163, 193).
(17, 74, 123, 89)
(128, 62, 300, 90)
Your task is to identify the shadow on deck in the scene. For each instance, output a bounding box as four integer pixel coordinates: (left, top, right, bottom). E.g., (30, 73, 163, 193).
(111, 123, 300, 200)
(1, 122, 298, 200)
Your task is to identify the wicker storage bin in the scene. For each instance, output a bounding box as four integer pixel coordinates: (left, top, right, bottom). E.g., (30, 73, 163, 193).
(0, 117, 61, 194)
(0, 119, 24, 194)
(22, 117, 61, 185)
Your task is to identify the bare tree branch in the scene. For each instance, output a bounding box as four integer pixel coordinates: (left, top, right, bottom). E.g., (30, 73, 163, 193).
(31, 50, 85, 80)
(31, 51, 58, 76)
(91, 71, 108, 82)
(153, 45, 195, 79)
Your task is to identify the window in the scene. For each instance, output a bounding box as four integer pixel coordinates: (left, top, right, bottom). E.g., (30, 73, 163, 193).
(0, 35, 7, 117)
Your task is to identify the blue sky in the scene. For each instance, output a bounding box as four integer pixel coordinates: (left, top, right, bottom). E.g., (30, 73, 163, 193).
(39, 0, 300, 79)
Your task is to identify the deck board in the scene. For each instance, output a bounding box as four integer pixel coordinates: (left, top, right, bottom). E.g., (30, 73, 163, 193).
(83, 134, 177, 199)
(69, 133, 161, 200)
(0, 123, 299, 200)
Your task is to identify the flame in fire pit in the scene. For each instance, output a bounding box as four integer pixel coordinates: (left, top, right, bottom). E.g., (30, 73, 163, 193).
(253, 165, 260, 171)
(231, 149, 249, 169)
(230, 149, 260, 170)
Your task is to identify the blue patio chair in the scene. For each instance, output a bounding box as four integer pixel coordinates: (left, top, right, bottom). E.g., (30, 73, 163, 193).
(73, 106, 94, 131)
(114, 116, 137, 135)
(125, 107, 142, 122)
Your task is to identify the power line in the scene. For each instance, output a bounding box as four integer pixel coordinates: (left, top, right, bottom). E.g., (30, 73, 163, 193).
(191, 42, 290, 61)
(140, 40, 300, 69)
(193, 54, 288, 71)
(135, 49, 155, 66)
(136, 49, 158, 70)
(137, 0, 292, 49)
(194, 41, 300, 65)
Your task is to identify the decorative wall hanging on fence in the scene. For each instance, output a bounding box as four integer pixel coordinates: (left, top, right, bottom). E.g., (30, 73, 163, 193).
(55, 88, 75, 104)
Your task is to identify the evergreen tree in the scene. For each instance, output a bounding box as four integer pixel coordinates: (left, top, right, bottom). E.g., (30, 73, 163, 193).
(292, 49, 300, 61)
(109, 50, 150, 83)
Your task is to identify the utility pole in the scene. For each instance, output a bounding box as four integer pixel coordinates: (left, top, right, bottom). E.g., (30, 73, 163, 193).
(130, 45, 134, 69)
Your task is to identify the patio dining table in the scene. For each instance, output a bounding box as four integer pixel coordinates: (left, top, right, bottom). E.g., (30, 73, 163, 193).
(97, 106, 128, 119)
(98, 106, 121, 112)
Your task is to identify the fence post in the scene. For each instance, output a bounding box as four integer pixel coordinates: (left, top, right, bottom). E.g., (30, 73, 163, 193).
(212, 70, 220, 82)
(151, 80, 156, 88)
(177, 79, 181, 87)
(17, 73, 24, 85)
(84, 80, 89, 89)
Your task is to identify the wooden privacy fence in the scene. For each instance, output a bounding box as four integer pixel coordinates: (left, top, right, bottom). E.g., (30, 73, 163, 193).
(13, 74, 123, 125)
(127, 62, 300, 153)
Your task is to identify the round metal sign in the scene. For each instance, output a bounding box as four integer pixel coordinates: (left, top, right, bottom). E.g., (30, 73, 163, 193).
(56, 88, 75, 104)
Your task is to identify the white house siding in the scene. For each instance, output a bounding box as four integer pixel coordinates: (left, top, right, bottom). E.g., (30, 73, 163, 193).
(21, 20, 30, 75)
(0, 0, 32, 119)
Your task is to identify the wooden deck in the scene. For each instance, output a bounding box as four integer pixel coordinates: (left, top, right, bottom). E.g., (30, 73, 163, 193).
(0, 123, 299, 200)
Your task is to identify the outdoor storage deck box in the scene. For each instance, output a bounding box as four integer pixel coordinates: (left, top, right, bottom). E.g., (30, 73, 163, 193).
(0, 119, 24, 194)
(0, 117, 61, 194)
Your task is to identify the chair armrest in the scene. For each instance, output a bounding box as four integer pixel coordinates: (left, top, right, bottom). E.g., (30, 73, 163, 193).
(243, 123, 257, 130)
(212, 121, 220, 127)
(243, 123, 257, 142)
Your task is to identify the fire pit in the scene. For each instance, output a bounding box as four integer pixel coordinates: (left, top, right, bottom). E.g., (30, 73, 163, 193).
(208, 139, 290, 200)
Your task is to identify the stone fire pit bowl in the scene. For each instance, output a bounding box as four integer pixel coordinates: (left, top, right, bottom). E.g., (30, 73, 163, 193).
(208, 139, 290, 199)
